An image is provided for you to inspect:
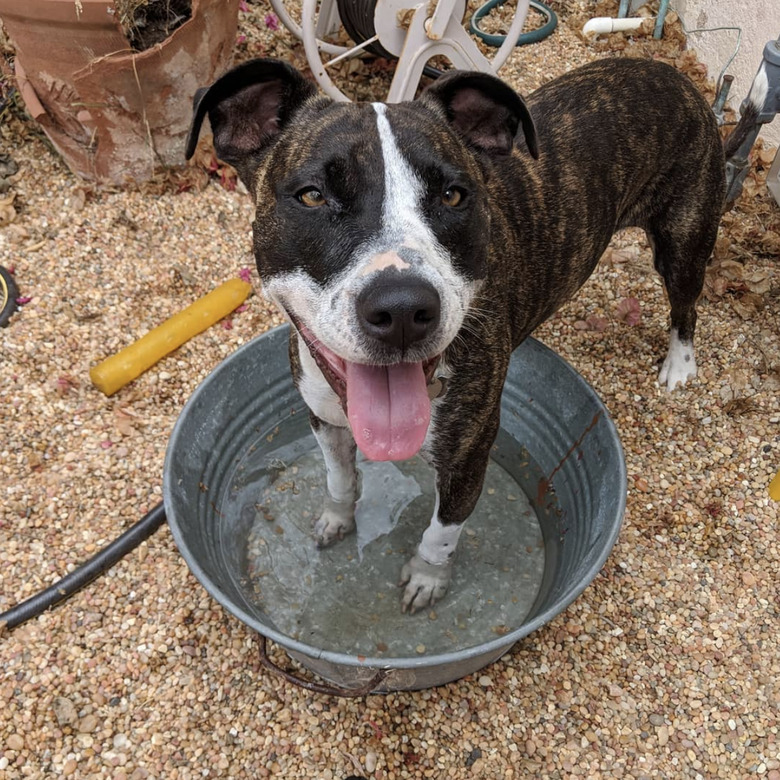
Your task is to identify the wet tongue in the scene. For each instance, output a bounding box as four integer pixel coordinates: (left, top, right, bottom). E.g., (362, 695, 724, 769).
(345, 361, 431, 461)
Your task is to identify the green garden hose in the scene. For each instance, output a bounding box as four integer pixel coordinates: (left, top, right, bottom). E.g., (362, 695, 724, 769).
(470, 0, 558, 48)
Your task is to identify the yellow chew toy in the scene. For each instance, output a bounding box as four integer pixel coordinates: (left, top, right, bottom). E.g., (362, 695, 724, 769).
(90, 278, 252, 396)
(770, 469, 780, 501)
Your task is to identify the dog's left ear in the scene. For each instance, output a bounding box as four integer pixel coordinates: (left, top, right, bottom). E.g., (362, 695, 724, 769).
(185, 58, 318, 189)
(421, 71, 538, 159)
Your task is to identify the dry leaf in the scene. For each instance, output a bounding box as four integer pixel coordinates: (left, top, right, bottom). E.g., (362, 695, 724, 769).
(704, 277, 727, 299)
(574, 315, 608, 331)
(3, 224, 29, 244)
(171, 264, 198, 286)
(712, 236, 731, 263)
(70, 188, 87, 211)
(730, 292, 765, 319)
(188, 133, 218, 172)
(760, 231, 780, 254)
(721, 368, 751, 404)
(53, 375, 79, 397)
(69, 185, 95, 212)
(346, 58, 366, 76)
(114, 407, 142, 437)
(743, 271, 771, 295)
(186, 134, 237, 192)
(604, 246, 641, 265)
(730, 369, 751, 391)
(763, 371, 780, 392)
(717, 259, 746, 280)
(742, 178, 761, 198)
(722, 398, 759, 416)
(753, 329, 780, 372)
(616, 297, 641, 326)
(0, 191, 16, 226)
(703, 257, 763, 301)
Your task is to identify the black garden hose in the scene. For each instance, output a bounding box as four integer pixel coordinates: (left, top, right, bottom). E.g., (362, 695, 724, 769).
(336, 0, 392, 58)
(0, 264, 19, 327)
(0, 503, 166, 631)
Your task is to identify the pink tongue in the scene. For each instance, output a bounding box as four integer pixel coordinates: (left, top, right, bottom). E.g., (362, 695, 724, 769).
(345, 361, 431, 461)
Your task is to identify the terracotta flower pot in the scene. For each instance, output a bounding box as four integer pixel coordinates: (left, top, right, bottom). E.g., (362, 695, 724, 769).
(0, 0, 239, 184)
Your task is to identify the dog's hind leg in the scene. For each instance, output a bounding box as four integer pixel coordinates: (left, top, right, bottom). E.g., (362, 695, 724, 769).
(649, 201, 720, 392)
(310, 414, 359, 548)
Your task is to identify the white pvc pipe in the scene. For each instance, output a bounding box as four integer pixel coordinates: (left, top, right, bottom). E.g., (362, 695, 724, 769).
(582, 17, 645, 37)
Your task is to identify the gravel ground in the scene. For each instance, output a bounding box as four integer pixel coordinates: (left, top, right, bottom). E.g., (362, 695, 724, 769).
(1, 1, 779, 778)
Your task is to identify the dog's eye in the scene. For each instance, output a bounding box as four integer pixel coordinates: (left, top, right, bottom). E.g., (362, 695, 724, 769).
(297, 188, 326, 208)
(442, 187, 465, 207)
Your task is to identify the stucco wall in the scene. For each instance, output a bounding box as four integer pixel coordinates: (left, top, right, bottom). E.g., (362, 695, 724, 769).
(673, 0, 779, 148)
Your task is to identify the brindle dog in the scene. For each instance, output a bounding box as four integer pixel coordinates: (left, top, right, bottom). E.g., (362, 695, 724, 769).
(186, 57, 757, 613)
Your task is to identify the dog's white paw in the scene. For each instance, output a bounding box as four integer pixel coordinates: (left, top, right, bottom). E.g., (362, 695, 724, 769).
(313, 501, 355, 548)
(398, 554, 452, 614)
(658, 358, 696, 391)
(659, 349, 697, 391)
(659, 330, 697, 391)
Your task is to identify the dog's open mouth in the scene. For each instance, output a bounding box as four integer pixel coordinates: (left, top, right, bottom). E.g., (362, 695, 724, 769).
(296, 323, 440, 462)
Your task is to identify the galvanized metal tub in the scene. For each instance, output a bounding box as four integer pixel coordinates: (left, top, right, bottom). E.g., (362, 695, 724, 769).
(164, 325, 626, 692)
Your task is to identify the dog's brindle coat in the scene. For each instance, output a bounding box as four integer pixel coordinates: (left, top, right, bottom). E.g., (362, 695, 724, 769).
(187, 57, 728, 613)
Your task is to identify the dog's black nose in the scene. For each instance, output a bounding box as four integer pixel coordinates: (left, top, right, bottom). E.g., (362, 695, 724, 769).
(357, 275, 441, 351)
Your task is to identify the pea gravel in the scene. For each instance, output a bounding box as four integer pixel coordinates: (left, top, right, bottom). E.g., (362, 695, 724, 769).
(1, 1, 779, 778)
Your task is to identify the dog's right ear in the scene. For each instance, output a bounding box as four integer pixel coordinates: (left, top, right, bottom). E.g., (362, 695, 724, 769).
(185, 59, 318, 190)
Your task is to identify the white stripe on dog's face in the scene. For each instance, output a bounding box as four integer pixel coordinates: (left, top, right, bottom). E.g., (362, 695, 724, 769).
(264, 103, 480, 365)
(372, 103, 425, 241)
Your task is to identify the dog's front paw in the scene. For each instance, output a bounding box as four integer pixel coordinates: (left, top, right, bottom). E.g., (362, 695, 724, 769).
(398, 554, 452, 614)
(313, 500, 356, 548)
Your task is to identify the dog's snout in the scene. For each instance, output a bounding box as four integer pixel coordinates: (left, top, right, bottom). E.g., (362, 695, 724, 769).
(357, 276, 441, 351)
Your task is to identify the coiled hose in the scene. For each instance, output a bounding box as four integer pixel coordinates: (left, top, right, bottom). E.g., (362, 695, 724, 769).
(470, 0, 558, 47)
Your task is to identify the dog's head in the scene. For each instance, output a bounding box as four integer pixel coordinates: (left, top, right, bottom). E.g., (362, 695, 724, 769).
(186, 59, 537, 459)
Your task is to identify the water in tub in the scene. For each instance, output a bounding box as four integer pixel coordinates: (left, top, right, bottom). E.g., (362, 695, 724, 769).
(226, 434, 546, 658)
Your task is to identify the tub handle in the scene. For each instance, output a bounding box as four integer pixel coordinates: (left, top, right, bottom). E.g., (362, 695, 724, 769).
(257, 634, 388, 697)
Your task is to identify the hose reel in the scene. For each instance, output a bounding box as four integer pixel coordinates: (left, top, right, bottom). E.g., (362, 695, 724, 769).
(269, 0, 554, 102)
